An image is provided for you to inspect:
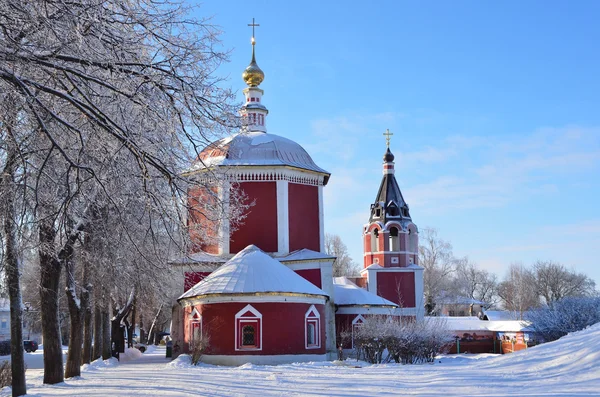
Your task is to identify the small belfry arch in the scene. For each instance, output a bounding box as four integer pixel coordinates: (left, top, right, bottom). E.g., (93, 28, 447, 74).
(370, 228, 379, 252)
(389, 225, 400, 251)
(235, 304, 263, 351)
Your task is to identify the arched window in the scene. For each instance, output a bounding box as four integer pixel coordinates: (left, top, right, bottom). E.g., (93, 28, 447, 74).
(235, 304, 262, 351)
(389, 226, 400, 251)
(370, 228, 379, 252)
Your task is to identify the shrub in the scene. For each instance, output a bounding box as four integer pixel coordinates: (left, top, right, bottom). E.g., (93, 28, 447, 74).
(0, 360, 27, 389)
(0, 341, 10, 356)
(190, 335, 210, 366)
(352, 316, 454, 364)
(0, 361, 10, 389)
(526, 296, 600, 342)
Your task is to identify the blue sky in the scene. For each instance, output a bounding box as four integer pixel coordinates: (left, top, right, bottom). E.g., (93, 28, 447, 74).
(192, 1, 600, 285)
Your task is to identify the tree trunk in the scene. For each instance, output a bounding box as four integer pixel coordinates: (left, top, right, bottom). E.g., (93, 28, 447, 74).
(127, 296, 136, 348)
(101, 307, 111, 360)
(81, 242, 92, 365)
(111, 290, 135, 359)
(92, 300, 102, 361)
(2, 139, 26, 396)
(39, 218, 64, 384)
(139, 311, 145, 344)
(64, 251, 82, 378)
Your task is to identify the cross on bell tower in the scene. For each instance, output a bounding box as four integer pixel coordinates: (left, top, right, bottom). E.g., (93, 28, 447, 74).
(383, 129, 393, 148)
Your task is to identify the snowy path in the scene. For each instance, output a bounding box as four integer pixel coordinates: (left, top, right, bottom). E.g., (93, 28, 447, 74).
(2, 324, 600, 396)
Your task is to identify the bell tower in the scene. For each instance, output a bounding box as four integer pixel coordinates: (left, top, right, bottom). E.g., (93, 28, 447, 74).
(361, 130, 424, 319)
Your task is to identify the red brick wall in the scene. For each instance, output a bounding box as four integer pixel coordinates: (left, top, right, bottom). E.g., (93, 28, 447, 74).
(188, 186, 219, 254)
(376, 272, 416, 307)
(184, 302, 326, 355)
(288, 184, 320, 252)
(230, 182, 278, 253)
(294, 269, 322, 289)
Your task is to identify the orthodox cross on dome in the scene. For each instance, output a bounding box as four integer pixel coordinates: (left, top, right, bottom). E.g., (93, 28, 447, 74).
(248, 18, 260, 43)
(383, 129, 393, 148)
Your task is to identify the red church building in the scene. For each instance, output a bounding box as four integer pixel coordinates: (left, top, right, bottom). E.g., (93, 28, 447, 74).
(171, 25, 424, 365)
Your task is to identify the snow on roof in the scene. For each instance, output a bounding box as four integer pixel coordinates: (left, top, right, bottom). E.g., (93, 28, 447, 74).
(179, 245, 327, 300)
(430, 316, 532, 332)
(190, 131, 330, 176)
(483, 310, 518, 321)
(279, 249, 335, 262)
(333, 277, 398, 307)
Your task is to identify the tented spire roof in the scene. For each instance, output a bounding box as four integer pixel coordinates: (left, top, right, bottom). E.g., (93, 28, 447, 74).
(369, 147, 412, 224)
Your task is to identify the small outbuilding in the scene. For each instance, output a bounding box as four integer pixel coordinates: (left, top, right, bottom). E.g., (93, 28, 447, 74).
(178, 245, 329, 365)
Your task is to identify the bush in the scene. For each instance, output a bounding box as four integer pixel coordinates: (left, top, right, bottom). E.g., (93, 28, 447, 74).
(352, 316, 454, 364)
(190, 335, 210, 366)
(526, 296, 600, 342)
(0, 361, 10, 389)
(0, 341, 10, 356)
(0, 360, 27, 389)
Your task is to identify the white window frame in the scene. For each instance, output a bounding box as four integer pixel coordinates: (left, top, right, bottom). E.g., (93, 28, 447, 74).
(235, 304, 263, 351)
(304, 305, 321, 349)
(188, 308, 202, 348)
(351, 314, 365, 349)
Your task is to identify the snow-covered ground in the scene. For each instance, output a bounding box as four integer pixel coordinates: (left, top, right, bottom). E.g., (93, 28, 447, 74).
(2, 324, 600, 396)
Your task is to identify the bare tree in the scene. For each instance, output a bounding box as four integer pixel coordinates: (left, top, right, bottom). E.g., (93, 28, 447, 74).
(0, 97, 27, 397)
(533, 260, 596, 306)
(324, 233, 359, 277)
(453, 258, 499, 310)
(1, 0, 243, 385)
(418, 228, 457, 314)
(498, 263, 539, 320)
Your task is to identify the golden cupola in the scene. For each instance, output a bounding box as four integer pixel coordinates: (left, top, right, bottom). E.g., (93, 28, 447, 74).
(242, 37, 265, 87)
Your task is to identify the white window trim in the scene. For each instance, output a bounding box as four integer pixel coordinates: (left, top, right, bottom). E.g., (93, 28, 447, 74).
(304, 305, 321, 349)
(235, 304, 263, 351)
(351, 315, 366, 349)
(189, 308, 202, 348)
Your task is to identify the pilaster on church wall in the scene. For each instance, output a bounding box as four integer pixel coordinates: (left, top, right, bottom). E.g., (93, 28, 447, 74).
(380, 230, 389, 252)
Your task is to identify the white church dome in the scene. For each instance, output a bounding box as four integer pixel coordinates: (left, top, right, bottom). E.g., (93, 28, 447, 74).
(191, 131, 330, 178)
(179, 245, 328, 299)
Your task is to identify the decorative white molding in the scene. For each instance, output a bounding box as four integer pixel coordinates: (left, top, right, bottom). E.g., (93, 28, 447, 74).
(218, 182, 230, 255)
(235, 304, 263, 352)
(363, 250, 418, 256)
(304, 305, 321, 349)
(318, 185, 325, 253)
(193, 167, 326, 186)
(276, 180, 290, 254)
(181, 294, 326, 306)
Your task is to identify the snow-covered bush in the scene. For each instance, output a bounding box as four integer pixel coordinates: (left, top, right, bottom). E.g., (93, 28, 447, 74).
(526, 296, 600, 342)
(352, 316, 454, 364)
